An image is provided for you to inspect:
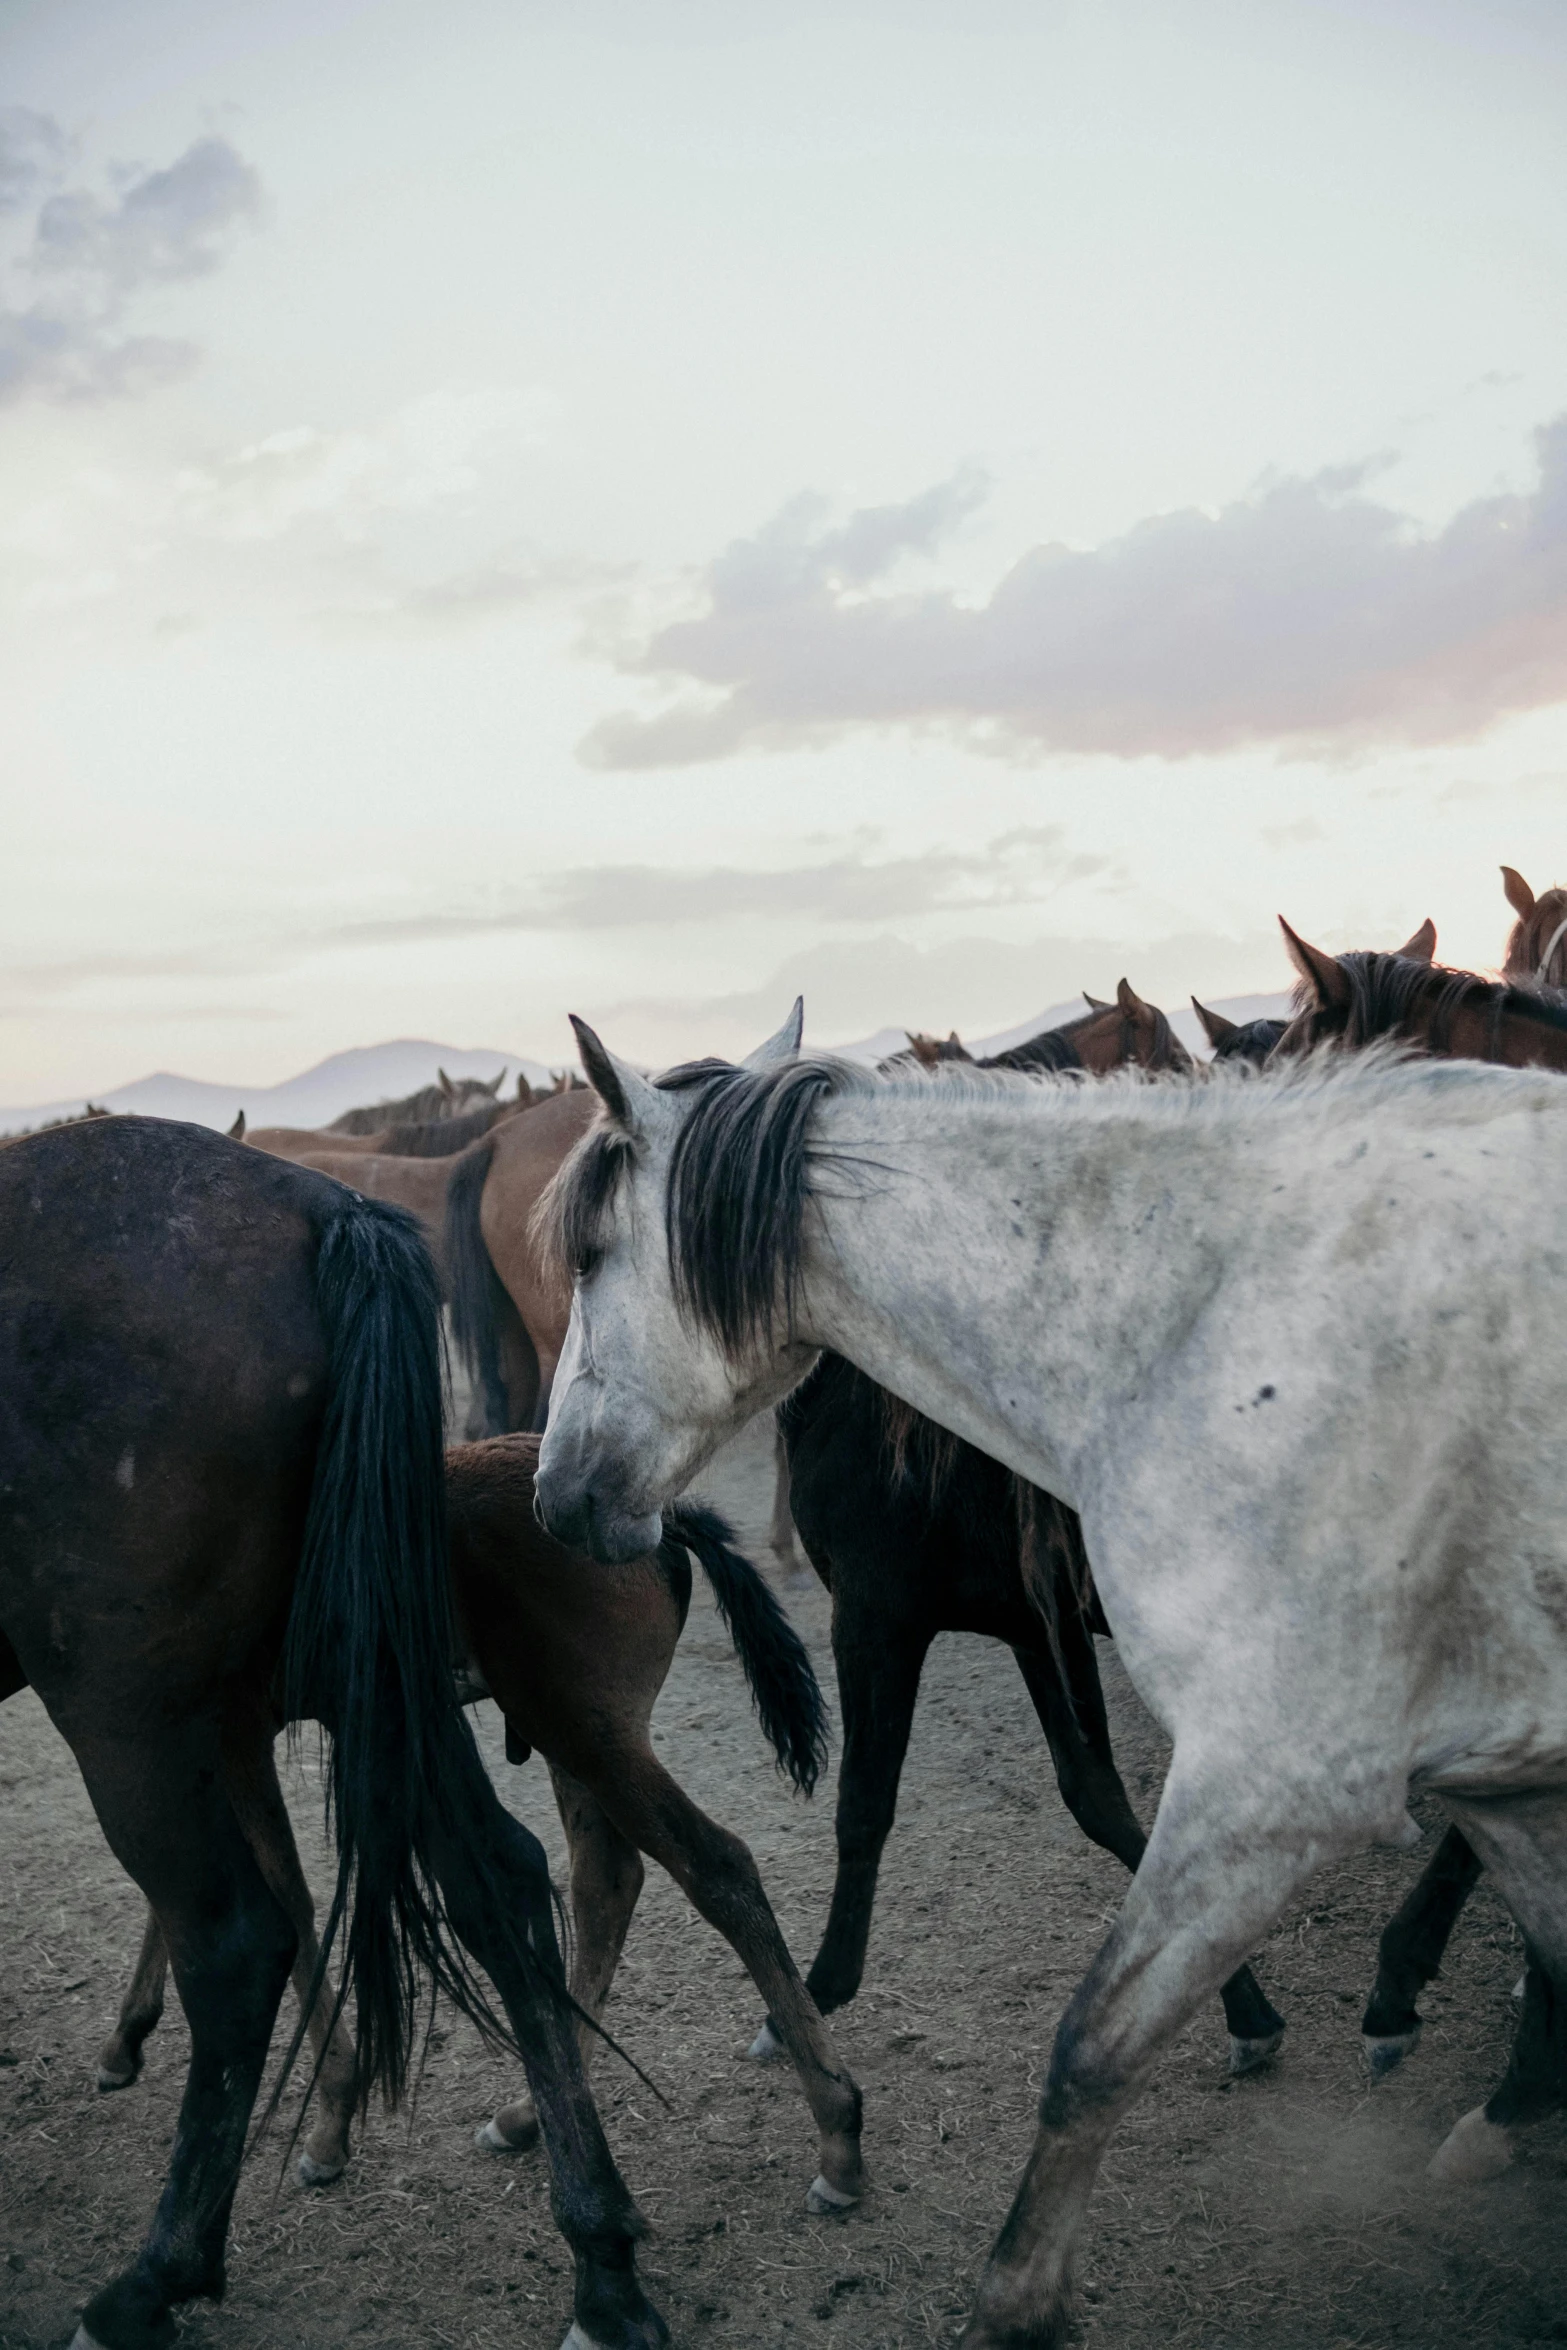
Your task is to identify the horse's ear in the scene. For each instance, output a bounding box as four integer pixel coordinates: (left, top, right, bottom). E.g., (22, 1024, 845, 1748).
(438, 1067, 456, 1099)
(741, 997, 804, 1071)
(1278, 918, 1351, 1010)
(1501, 866, 1536, 921)
(569, 1015, 670, 1137)
(1397, 919, 1436, 963)
(1082, 991, 1112, 1011)
(1115, 977, 1154, 1025)
(227, 1108, 246, 1141)
(484, 1067, 506, 1096)
(1190, 998, 1237, 1047)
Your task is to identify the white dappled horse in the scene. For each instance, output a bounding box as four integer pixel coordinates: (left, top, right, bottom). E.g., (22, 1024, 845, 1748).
(536, 1004, 1567, 2350)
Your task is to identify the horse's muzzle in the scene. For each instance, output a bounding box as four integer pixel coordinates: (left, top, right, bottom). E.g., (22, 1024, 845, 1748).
(532, 1468, 662, 1564)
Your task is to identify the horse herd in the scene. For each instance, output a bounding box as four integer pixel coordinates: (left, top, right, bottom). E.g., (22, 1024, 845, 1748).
(3, 860, 1567, 2349)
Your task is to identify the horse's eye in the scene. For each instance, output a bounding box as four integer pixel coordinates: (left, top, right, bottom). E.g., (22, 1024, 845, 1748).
(574, 1247, 601, 1282)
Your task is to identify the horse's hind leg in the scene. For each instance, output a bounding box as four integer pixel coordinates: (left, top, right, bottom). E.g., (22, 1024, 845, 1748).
(959, 1766, 1327, 2349)
(478, 1762, 645, 2154)
(221, 1716, 358, 2187)
(1425, 1793, 1567, 2185)
(1361, 1824, 1483, 2075)
(593, 1743, 863, 2214)
(65, 1721, 297, 2350)
(423, 1780, 663, 2350)
(1014, 1615, 1285, 2074)
(97, 1909, 169, 2092)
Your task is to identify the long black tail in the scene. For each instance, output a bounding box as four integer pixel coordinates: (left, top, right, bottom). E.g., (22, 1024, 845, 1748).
(443, 1136, 514, 1436)
(282, 1192, 561, 2108)
(662, 1503, 828, 1795)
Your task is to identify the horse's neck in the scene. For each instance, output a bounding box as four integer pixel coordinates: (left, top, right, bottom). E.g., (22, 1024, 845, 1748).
(796, 1095, 1203, 1512)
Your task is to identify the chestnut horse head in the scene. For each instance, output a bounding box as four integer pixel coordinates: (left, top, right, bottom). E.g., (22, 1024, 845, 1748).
(1275, 917, 1567, 1071)
(981, 982, 1192, 1077)
(1501, 866, 1567, 990)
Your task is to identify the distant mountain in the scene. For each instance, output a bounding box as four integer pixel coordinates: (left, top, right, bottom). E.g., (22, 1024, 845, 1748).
(0, 1039, 557, 1137)
(3, 990, 1298, 1136)
(833, 991, 1293, 1065)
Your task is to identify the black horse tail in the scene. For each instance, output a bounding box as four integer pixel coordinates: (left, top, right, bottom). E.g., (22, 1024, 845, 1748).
(443, 1136, 513, 1436)
(663, 1503, 828, 1795)
(282, 1192, 559, 2109)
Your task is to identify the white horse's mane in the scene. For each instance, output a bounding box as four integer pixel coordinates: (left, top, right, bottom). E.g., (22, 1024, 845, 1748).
(798, 1039, 1564, 1136)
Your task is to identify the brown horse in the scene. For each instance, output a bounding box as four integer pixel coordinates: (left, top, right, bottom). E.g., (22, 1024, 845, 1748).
(1277, 918, 1567, 1072)
(0, 1115, 666, 2350)
(896, 981, 1191, 1077)
(101, 1437, 863, 2218)
(1501, 864, 1567, 990)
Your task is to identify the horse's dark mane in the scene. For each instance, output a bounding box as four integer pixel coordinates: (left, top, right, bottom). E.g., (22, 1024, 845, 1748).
(1210, 1018, 1286, 1066)
(984, 1026, 1083, 1075)
(1299, 953, 1567, 1050)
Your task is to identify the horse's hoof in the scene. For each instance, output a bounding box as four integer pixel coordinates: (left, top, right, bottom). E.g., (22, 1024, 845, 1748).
(748, 2019, 785, 2063)
(298, 2149, 347, 2187)
(1429, 2104, 1512, 2184)
(95, 2063, 137, 2094)
(69, 2331, 112, 2350)
(1364, 2024, 1421, 2078)
(805, 2173, 861, 2215)
(1228, 2028, 1284, 2076)
(475, 2114, 538, 2154)
(1513, 1973, 1527, 2002)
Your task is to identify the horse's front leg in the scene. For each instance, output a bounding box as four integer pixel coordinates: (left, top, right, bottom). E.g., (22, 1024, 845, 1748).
(961, 1768, 1330, 2350)
(97, 1907, 169, 2092)
(1014, 1617, 1285, 2074)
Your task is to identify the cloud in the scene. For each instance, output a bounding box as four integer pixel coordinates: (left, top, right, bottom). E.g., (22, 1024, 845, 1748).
(1, 130, 260, 406)
(581, 418, 1567, 767)
(0, 829, 1108, 1017)
(0, 109, 68, 213)
(177, 387, 549, 544)
(312, 825, 1109, 948)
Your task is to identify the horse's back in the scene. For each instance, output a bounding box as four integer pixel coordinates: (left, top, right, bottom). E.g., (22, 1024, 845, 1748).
(445, 1432, 683, 1759)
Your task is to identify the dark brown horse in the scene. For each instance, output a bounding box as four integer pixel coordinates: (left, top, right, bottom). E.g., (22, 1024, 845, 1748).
(1189, 1000, 1287, 1064)
(97, 1436, 863, 2218)
(1502, 864, 1567, 990)
(0, 1115, 665, 2350)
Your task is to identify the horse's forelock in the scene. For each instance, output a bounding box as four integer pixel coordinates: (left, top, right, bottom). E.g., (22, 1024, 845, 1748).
(534, 1120, 636, 1281)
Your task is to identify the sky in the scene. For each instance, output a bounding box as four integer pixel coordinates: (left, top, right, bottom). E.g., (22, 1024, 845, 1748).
(2, 0, 1566, 1099)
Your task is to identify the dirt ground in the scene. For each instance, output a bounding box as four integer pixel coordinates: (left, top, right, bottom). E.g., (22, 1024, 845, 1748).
(4, 1412, 1567, 2350)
